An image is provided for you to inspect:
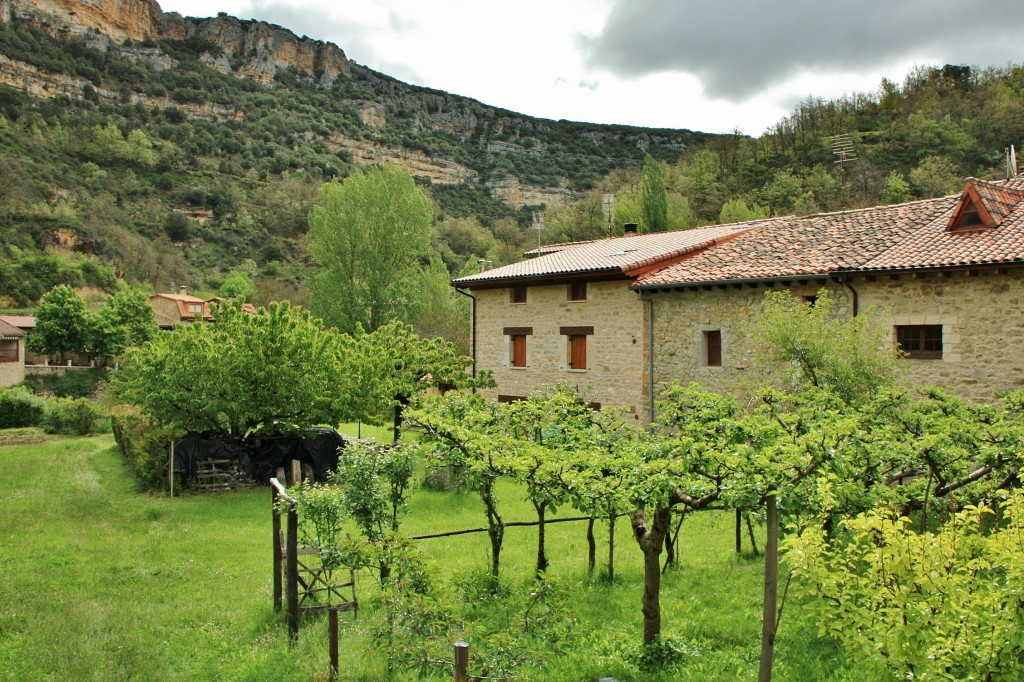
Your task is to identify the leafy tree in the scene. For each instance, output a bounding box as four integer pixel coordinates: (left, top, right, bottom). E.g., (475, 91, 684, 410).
(718, 198, 769, 224)
(909, 155, 962, 197)
(788, 495, 1024, 682)
(308, 163, 433, 333)
(408, 392, 512, 582)
(329, 441, 416, 582)
(219, 270, 256, 301)
(28, 284, 92, 362)
(641, 154, 668, 232)
(92, 286, 158, 359)
(114, 300, 358, 438)
(753, 290, 900, 406)
(877, 170, 912, 204)
(356, 320, 492, 440)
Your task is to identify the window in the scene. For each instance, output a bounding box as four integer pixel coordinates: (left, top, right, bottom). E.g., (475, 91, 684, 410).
(0, 339, 18, 362)
(504, 327, 532, 368)
(188, 303, 203, 314)
(510, 334, 527, 368)
(896, 325, 943, 359)
(568, 335, 587, 370)
(704, 330, 722, 367)
(510, 285, 527, 304)
(560, 326, 593, 371)
(568, 282, 587, 302)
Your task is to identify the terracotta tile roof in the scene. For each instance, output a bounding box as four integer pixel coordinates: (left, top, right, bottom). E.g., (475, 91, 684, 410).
(0, 318, 24, 338)
(634, 196, 960, 287)
(858, 178, 1024, 271)
(0, 315, 34, 330)
(968, 178, 1024, 227)
(453, 224, 753, 287)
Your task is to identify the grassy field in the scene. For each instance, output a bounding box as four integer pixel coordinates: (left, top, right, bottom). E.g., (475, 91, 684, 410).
(0, 432, 853, 681)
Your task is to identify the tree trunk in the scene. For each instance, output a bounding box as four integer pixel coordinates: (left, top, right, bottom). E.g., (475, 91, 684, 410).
(393, 394, 410, 443)
(586, 516, 596, 576)
(534, 500, 548, 577)
(482, 484, 504, 582)
(632, 506, 672, 645)
(758, 494, 779, 682)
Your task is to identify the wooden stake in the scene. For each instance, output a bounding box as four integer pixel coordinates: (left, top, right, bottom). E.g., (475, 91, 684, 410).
(453, 640, 469, 682)
(272, 484, 282, 612)
(286, 503, 299, 640)
(329, 607, 339, 681)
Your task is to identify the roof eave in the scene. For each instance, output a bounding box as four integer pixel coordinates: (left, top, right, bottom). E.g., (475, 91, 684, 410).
(452, 267, 626, 289)
(632, 273, 830, 292)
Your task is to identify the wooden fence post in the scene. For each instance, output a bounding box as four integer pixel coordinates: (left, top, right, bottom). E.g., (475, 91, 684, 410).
(272, 484, 282, 612)
(453, 640, 469, 682)
(286, 501, 299, 640)
(328, 607, 339, 681)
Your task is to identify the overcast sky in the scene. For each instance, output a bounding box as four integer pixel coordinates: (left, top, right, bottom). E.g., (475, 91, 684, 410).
(157, 0, 1024, 136)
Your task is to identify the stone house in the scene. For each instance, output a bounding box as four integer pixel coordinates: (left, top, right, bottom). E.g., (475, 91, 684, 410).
(452, 223, 751, 420)
(149, 287, 215, 329)
(455, 177, 1024, 421)
(0, 317, 25, 387)
(149, 288, 258, 329)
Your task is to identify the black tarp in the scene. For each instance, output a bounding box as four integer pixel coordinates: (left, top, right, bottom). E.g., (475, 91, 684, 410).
(171, 428, 346, 488)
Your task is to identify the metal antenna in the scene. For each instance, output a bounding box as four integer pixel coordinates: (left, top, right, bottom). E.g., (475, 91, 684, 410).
(532, 211, 545, 248)
(831, 133, 857, 209)
(1007, 145, 1018, 179)
(603, 193, 615, 234)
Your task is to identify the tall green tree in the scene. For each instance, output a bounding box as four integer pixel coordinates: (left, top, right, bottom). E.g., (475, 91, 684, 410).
(28, 284, 91, 362)
(92, 286, 158, 359)
(114, 300, 358, 438)
(641, 154, 668, 232)
(308, 164, 433, 333)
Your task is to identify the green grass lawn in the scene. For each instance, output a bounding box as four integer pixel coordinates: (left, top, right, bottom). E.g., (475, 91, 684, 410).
(0, 433, 853, 681)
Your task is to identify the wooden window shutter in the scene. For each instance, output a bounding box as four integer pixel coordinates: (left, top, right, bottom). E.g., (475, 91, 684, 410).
(569, 335, 587, 370)
(511, 334, 526, 367)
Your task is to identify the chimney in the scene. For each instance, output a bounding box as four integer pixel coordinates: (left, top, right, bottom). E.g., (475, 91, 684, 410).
(179, 285, 187, 296)
(623, 223, 639, 234)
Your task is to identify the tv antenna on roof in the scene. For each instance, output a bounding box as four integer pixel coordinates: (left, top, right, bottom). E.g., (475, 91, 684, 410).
(831, 133, 857, 209)
(532, 211, 545, 248)
(603, 193, 615, 235)
(1007, 145, 1018, 179)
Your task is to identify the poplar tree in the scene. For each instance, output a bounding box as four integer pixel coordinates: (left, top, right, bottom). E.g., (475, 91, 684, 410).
(308, 163, 433, 333)
(641, 154, 668, 232)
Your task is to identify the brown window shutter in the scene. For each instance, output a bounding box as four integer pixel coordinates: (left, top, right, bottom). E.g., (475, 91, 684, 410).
(569, 335, 587, 370)
(705, 330, 722, 367)
(511, 334, 526, 367)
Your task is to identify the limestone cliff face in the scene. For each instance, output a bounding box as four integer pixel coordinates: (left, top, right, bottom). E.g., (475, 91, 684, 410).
(5, 0, 161, 43)
(158, 12, 349, 86)
(3, 0, 349, 85)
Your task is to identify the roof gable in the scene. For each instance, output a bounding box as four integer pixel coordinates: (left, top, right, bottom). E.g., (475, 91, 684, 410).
(947, 178, 1024, 231)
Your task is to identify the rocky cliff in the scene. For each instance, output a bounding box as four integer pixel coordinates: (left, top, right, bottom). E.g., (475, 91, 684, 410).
(2, 0, 348, 84)
(0, 0, 711, 206)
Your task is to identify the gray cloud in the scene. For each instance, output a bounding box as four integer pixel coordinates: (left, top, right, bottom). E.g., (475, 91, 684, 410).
(582, 0, 1024, 101)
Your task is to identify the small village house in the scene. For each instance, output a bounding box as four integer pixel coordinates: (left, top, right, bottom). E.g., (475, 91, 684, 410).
(454, 177, 1024, 421)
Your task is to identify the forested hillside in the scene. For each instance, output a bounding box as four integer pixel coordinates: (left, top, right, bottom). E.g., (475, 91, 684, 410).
(0, 2, 1022, 325)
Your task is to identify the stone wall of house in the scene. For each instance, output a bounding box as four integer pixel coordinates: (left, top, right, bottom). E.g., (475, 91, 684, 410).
(649, 269, 1024, 408)
(856, 268, 1024, 402)
(0, 337, 25, 387)
(473, 279, 646, 422)
(647, 282, 847, 403)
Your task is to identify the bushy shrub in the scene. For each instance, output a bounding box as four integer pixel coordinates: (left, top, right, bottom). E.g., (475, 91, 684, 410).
(41, 396, 105, 435)
(0, 386, 45, 428)
(111, 406, 178, 491)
